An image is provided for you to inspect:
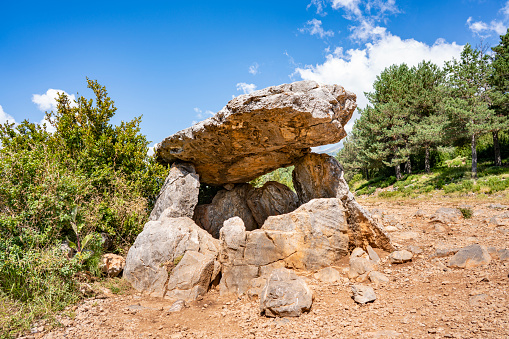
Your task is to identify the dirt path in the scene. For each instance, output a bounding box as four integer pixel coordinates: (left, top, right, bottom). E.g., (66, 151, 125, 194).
(31, 197, 509, 339)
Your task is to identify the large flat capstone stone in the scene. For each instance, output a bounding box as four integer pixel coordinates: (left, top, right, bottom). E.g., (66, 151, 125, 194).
(155, 80, 356, 185)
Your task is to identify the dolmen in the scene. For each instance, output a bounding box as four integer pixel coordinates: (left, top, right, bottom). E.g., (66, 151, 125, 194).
(124, 80, 394, 313)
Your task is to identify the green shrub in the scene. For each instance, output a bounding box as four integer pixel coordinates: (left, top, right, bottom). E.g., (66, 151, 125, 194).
(459, 208, 473, 219)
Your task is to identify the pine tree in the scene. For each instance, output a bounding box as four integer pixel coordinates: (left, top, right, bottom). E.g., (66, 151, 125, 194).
(490, 29, 509, 166)
(408, 61, 446, 173)
(443, 44, 494, 178)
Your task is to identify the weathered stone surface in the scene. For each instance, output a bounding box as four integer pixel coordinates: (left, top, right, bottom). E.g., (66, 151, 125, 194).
(351, 247, 367, 259)
(389, 250, 413, 264)
(366, 245, 381, 263)
(194, 184, 258, 238)
(313, 267, 342, 283)
(124, 214, 219, 298)
(292, 152, 394, 252)
(165, 250, 216, 301)
(155, 81, 356, 185)
(430, 208, 462, 224)
(149, 163, 200, 221)
(351, 284, 376, 304)
(218, 199, 350, 296)
(260, 268, 313, 317)
(349, 257, 377, 279)
(246, 181, 299, 227)
(167, 299, 186, 313)
(447, 244, 491, 269)
(194, 181, 299, 239)
(100, 253, 125, 278)
(368, 271, 389, 285)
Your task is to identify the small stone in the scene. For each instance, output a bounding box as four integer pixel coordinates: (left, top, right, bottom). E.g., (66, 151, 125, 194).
(349, 257, 377, 279)
(351, 247, 367, 258)
(368, 271, 389, 285)
(389, 250, 413, 264)
(351, 284, 376, 304)
(313, 267, 342, 283)
(434, 248, 459, 258)
(447, 244, 491, 269)
(167, 299, 186, 313)
(406, 245, 422, 255)
(366, 245, 380, 263)
(468, 294, 489, 307)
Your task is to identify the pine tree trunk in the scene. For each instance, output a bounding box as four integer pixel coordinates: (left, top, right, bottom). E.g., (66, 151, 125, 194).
(395, 163, 402, 180)
(493, 130, 502, 166)
(471, 133, 477, 179)
(425, 146, 430, 174)
(405, 160, 412, 174)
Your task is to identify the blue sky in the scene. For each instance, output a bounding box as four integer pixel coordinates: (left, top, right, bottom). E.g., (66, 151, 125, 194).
(1, 0, 508, 151)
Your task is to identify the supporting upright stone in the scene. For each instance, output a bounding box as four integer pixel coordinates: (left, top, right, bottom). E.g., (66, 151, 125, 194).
(292, 153, 394, 252)
(149, 162, 200, 221)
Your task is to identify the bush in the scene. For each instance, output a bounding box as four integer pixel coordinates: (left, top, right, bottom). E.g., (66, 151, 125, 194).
(0, 79, 167, 336)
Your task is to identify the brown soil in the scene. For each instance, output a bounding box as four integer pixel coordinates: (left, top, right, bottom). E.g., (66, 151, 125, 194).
(31, 197, 509, 339)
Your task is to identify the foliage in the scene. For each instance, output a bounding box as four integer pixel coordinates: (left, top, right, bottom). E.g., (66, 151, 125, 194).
(250, 166, 295, 191)
(0, 79, 167, 337)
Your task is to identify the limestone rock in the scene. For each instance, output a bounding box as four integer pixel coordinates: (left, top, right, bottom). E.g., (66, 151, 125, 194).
(165, 250, 216, 301)
(447, 244, 491, 269)
(194, 181, 299, 239)
(260, 268, 313, 317)
(167, 300, 186, 313)
(366, 245, 381, 263)
(292, 152, 394, 252)
(194, 184, 258, 238)
(351, 247, 367, 259)
(313, 267, 342, 283)
(430, 208, 462, 224)
(155, 81, 356, 185)
(351, 284, 376, 304)
(260, 198, 350, 270)
(100, 253, 125, 278)
(149, 163, 200, 221)
(349, 257, 377, 279)
(368, 271, 389, 285)
(389, 250, 413, 264)
(246, 181, 299, 227)
(124, 215, 219, 298)
(218, 199, 350, 296)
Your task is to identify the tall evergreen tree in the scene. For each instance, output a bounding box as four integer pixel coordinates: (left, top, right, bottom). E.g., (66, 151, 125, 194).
(408, 61, 446, 173)
(490, 29, 509, 166)
(443, 44, 493, 178)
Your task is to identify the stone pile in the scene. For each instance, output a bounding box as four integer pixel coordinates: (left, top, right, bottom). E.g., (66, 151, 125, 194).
(124, 80, 395, 317)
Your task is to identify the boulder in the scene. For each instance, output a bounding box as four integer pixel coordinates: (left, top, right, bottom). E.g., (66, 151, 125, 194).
(100, 253, 125, 278)
(259, 268, 313, 317)
(165, 250, 217, 301)
(155, 81, 356, 185)
(388, 250, 413, 264)
(313, 267, 342, 283)
(124, 214, 220, 298)
(349, 257, 377, 279)
(194, 184, 258, 238)
(430, 208, 462, 224)
(246, 181, 300, 227)
(149, 163, 200, 221)
(447, 244, 491, 269)
(366, 245, 381, 263)
(368, 271, 389, 285)
(292, 152, 394, 252)
(218, 199, 350, 295)
(194, 181, 299, 238)
(351, 284, 376, 304)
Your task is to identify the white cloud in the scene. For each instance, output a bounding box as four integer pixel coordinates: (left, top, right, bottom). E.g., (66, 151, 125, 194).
(147, 143, 155, 156)
(307, 0, 327, 15)
(236, 82, 257, 94)
(295, 33, 463, 132)
(299, 19, 335, 39)
(350, 20, 387, 42)
(32, 89, 76, 112)
(502, 1, 509, 18)
(249, 62, 259, 75)
(331, 0, 362, 17)
(0, 105, 16, 125)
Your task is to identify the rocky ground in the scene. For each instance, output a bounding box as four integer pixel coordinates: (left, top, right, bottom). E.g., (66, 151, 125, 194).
(26, 196, 509, 339)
